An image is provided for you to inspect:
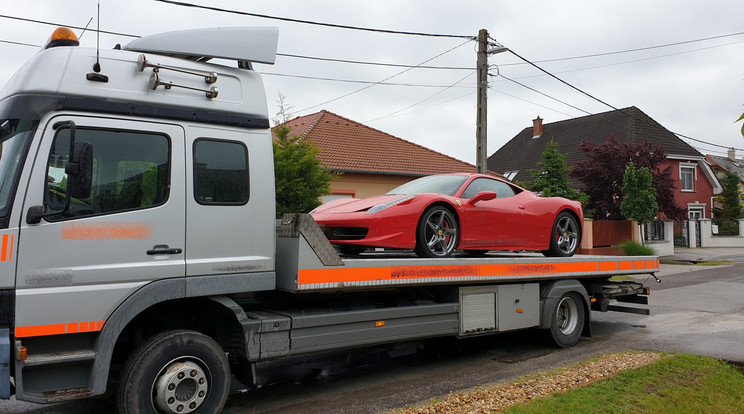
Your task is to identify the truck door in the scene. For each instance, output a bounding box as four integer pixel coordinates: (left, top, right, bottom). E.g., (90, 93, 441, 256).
(184, 126, 274, 288)
(14, 116, 185, 338)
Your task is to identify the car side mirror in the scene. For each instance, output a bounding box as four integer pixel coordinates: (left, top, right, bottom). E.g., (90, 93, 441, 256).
(467, 191, 497, 205)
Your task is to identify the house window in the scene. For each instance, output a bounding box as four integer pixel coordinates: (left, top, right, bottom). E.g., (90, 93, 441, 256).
(688, 204, 705, 220)
(680, 163, 696, 192)
(503, 170, 518, 181)
(322, 189, 355, 204)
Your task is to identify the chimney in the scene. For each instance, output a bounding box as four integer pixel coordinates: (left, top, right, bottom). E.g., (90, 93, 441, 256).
(728, 147, 736, 161)
(532, 116, 543, 138)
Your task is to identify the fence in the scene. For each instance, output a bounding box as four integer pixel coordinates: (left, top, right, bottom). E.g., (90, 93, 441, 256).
(695, 218, 744, 248)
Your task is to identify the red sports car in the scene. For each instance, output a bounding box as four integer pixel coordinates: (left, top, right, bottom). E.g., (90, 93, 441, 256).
(311, 173, 583, 258)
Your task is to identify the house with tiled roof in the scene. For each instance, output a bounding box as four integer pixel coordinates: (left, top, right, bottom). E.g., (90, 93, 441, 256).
(276, 110, 476, 201)
(487, 106, 722, 222)
(705, 149, 744, 204)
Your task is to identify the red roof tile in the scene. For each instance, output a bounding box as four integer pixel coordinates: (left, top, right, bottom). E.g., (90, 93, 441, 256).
(274, 110, 476, 176)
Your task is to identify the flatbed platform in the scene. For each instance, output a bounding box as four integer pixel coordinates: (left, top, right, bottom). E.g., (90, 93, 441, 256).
(276, 214, 660, 292)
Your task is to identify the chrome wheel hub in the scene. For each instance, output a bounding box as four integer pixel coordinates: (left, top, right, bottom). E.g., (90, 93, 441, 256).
(154, 360, 209, 414)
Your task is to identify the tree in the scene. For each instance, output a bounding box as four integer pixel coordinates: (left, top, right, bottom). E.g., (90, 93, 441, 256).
(571, 135, 686, 223)
(521, 139, 588, 207)
(620, 161, 658, 241)
(713, 168, 743, 235)
(272, 94, 337, 218)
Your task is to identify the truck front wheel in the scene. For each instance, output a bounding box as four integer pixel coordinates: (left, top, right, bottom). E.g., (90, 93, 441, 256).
(117, 329, 230, 414)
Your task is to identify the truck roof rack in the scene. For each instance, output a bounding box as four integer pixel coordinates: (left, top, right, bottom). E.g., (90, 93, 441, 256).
(124, 26, 278, 65)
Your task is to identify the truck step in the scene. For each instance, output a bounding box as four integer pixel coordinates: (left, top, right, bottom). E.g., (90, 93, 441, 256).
(24, 350, 96, 367)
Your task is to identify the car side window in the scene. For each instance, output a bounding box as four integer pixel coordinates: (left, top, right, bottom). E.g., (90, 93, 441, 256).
(461, 178, 516, 199)
(193, 139, 249, 205)
(45, 128, 170, 220)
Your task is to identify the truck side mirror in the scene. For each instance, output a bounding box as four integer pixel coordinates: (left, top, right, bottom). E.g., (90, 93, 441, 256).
(67, 142, 93, 199)
(26, 121, 92, 225)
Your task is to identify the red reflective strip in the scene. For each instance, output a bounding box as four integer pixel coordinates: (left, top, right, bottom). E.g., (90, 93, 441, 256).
(16, 320, 106, 337)
(0, 235, 7, 262)
(15, 324, 66, 338)
(8, 235, 13, 262)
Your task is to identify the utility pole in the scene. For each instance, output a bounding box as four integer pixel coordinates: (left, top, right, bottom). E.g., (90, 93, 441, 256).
(475, 29, 507, 174)
(475, 29, 488, 174)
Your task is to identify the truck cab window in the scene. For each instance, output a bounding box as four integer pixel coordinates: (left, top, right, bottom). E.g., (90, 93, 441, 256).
(45, 127, 170, 219)
(0, 119, 35, 225)
(193, 139, 249, 205)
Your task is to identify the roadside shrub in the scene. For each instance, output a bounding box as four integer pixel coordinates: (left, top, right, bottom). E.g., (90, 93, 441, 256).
(620, 240, 656, 256)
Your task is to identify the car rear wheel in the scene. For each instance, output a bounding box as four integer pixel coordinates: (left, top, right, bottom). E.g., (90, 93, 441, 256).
(415, 206, 458, 258)
(542, 212, 580, 257)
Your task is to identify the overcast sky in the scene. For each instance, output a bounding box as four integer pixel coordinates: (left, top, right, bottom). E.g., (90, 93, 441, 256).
(1, 0, 743, 168)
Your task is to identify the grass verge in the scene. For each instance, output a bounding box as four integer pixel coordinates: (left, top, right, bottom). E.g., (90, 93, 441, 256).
(505, 354, 744, 414)
(391, 353, 744, 414)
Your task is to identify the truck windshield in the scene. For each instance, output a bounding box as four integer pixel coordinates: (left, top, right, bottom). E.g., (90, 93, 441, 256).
(0, 119, 35, 224)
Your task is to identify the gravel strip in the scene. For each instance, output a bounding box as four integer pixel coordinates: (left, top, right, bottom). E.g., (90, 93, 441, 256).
(392, 351, 663, 414)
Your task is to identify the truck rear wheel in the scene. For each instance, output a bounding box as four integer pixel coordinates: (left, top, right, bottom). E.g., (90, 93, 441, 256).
(117, 329, 230, 414)
(548, 292, 585, 347)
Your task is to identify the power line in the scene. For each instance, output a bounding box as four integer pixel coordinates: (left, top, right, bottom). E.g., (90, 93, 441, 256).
(490, 30, 744, 67)
(153, 0, 474, 39)
(1, 11, 738, 152)
(262, 72, 473, 88)
(496, 72, 591, 116)
(277, 53, 474, 71)
(0, 39, 39, 48)
(504, 49, 744, 154)
(0, 14, 139, 38)
(364, 72, 475, 123)
(294, 38, 473, 113)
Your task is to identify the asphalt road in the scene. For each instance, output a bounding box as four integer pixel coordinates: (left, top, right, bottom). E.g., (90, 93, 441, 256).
(3, 262, 743, 413)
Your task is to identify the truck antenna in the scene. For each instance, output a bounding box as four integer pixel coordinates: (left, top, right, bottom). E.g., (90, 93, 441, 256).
(86, 1, 109, 82)
(93, 1, 101, 73)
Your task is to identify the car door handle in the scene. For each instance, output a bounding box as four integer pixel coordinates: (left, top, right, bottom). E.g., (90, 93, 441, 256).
(147, 247, 183, 255)
(518, 205, 526, 210)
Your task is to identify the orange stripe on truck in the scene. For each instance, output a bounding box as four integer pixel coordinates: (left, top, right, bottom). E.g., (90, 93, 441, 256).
(0, 234, 13, 262)
(61, 222, 152, 240)
(16, 320, 106, 338)
(297, 259, 647, 286)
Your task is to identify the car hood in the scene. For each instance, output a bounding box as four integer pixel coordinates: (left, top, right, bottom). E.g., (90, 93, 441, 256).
(314, 194, 411, 213)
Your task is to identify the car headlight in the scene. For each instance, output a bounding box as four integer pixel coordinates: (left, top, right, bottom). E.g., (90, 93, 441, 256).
(366, 195, 414, 215)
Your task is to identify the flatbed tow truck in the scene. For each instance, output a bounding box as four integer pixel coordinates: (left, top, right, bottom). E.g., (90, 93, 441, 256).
(0, 26, 657, 413)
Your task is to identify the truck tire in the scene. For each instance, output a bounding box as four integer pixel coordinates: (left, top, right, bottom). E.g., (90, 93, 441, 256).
(117, 329, 230, 414)
(548, 292, 585, 347)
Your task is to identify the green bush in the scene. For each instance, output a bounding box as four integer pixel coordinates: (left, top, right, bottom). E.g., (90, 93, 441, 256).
(621, 240, 656, 256)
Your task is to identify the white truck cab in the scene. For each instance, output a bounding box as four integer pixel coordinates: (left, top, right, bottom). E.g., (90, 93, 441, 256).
(0, 26, 280, 410)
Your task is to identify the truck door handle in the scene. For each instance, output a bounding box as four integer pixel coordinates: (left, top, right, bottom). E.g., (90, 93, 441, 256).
(147, 247, 183, 255)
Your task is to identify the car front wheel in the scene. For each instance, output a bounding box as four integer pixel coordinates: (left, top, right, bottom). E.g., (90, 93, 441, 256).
(415, 206, 458, 258)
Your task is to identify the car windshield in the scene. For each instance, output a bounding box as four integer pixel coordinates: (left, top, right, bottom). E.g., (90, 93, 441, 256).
(386, 175, 468, 196)
(0, 119, 36, 221)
